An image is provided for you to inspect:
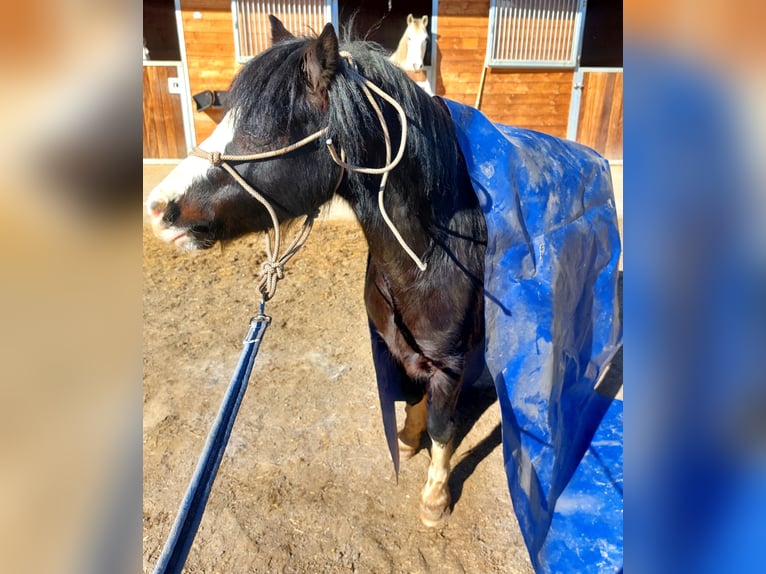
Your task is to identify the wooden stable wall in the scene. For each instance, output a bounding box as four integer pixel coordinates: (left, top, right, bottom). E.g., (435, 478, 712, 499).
(173, 0, 619, 155)
(176, 0, 573, 143)
(143, 65, 188, 158)
(436, 0, 573, 138)
(179, 0, 241, 142)
(577, 70, 623, 160)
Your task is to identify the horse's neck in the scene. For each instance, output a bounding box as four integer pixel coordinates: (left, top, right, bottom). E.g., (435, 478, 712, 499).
(389, 35, 409, 65)
(357, 184, 431, 264)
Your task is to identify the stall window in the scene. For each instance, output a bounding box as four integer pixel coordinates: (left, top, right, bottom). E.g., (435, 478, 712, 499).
(486, 0, 587, 68)
(232, 0, 333, 62)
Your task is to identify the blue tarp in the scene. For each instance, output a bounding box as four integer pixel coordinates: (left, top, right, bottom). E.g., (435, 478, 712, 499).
(371, 99, 623, 573)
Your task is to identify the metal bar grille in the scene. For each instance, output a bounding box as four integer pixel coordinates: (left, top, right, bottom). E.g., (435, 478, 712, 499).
(488, 0, 584, 67)
(233, 0, 330, 61)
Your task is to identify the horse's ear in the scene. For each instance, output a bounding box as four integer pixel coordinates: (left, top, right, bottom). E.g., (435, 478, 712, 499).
(269, 15, 294, 44)
(421, 15, 428, 27)
(407, 14, 414, 25)
(302, 23, 339, 110)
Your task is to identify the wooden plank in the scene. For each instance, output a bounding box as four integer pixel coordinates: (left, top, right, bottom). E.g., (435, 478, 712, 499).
(438, 0, 492, 17)
(183, 30, 237, 43)
(576, 70, 623, 159)
(180, 0, 232, 16)
(143, 65, 188, 158)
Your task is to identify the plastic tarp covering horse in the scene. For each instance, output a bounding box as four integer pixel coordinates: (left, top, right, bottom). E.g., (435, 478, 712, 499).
(370, 99, 623, 573)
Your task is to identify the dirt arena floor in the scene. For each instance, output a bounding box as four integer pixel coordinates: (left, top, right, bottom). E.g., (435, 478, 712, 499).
(143, 163, 621, 573)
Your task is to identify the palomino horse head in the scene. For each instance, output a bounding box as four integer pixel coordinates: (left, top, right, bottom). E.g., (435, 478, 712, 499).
(390, 14, 429, 72)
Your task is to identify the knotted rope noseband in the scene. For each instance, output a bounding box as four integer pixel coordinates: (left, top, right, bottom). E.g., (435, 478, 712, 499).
(189, 51, 426, 302)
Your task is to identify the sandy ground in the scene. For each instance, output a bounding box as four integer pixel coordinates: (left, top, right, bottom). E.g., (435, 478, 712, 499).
(143, 165, 537, 573)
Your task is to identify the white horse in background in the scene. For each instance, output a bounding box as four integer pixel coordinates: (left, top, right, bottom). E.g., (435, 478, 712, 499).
(389, 14, 433, 95)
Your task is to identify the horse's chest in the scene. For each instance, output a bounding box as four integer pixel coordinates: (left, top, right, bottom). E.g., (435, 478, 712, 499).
(363, 270, 449, 374)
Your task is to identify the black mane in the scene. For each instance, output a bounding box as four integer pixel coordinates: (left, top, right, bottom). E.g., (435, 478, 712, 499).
(226, 34, 470, 233)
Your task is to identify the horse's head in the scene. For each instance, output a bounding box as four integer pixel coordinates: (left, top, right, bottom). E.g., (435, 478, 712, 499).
(397, 14, 429, 72)
(146, 17, 343, 249)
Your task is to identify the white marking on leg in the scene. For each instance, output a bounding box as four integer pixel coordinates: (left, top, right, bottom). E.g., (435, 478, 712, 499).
(419, 437, 453, 527)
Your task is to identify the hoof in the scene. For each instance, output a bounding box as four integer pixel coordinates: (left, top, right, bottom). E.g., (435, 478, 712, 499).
(419, 485, 451, 528)
(419, 499, 451, 528)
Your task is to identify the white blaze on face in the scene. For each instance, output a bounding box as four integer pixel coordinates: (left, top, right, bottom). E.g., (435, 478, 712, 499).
(146, 112, 236, 245)
(404, 17, 428, 71)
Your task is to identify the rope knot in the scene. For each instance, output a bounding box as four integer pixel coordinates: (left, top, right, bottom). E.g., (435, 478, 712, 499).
(260, 260, 285, 280)
(209, 151, 222, 166)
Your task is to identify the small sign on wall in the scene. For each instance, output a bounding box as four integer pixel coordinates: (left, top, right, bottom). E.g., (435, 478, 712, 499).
(167, 77, 182, 95)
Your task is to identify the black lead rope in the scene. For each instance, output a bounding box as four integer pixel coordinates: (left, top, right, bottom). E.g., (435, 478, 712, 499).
(152, 304, 272, 574)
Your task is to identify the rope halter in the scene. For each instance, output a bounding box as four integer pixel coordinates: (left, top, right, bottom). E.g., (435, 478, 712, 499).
(189, 53, 426, 302)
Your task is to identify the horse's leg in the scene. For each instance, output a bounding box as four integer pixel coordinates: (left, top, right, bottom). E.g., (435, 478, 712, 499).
(398, 395, 428, 459)
(419, 369, 461, 527)
(420, 434, 454, 527)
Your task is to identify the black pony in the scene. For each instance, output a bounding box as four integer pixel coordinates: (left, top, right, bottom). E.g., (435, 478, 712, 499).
(147, 17, 487, 527)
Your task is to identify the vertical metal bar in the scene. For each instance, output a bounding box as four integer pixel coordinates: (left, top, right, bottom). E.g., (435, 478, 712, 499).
(298, 0, 304, 35)
(487, 2, 496, 62)
(253, 0, 259, 44)
(496, 2, 503, 61)
(564, 0, 574, 60)
(522, 5, 532, 60)
(567, 67, 585, 140)
(330, 0, 338, 29)
(513, 4, 520, 61)
(543, 0, 552, 62)
(251, 0, 256, 56)
(251, 1, 257, 56)
(243, 1, 249, 57)
(253, 0, 259, 56)
(494, 1, 502, 62)
(561, 0, 572, 62)
(535, 2, 544, 61)
(175, 0, 196, 150)
(571, 0, 587, 67)
(284, 0, 289, 34)
(498, 1, 504, 61)
(553, 0, 564, 62)
(311, 0, 316, 32)
(500, 2, 513, 60)
(530, 3, 538, 61)
(538, 0, 548, 62)
(231, 0, 240, 60)
(514, 1, 524, 61)
(511, 1, 521, 61)
(503, 1, 511, 61)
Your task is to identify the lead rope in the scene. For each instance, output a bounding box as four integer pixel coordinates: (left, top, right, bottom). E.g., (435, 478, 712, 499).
(189, 52, 426, 301)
